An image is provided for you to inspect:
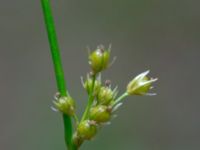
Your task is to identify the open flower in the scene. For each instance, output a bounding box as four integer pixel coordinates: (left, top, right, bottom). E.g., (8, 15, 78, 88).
(127, 70, 158, 96)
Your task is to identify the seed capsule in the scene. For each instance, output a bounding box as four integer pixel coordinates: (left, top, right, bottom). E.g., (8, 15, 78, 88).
(89, 45, 110, 73)
(97, 87, 115, 105)
(53, 96, 75, 116)
(89, 105, 111, 123)
(77, 120, 97, 140)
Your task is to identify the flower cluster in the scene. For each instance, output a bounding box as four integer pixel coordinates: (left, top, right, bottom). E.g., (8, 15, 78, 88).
(52, 45, 157, 148)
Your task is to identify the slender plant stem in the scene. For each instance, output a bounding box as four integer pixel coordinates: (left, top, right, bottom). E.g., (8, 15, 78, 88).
(40, 0, 66, 96)
(81, 74, 96, 122)
(40, 0, 75, 150)
(63, 114, 74, 150)
(112, 92, 129, 106)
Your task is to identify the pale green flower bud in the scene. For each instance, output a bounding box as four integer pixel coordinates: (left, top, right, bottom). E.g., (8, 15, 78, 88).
(89, 105, 111, 123)
(127, 70, 157, 96)
(89, 45, 110, 73)
(53, 96, 75, 116)
(97, 86, 116, 105)
(77, 120, 97, 140)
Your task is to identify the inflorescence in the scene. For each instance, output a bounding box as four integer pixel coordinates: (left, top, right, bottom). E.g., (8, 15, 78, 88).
(52, 45, 157, 148)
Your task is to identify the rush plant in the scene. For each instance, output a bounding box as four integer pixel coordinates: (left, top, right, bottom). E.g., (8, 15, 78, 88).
(41, 0, 157, 150)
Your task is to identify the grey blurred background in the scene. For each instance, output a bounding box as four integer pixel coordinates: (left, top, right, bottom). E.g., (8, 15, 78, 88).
(0, 0, 200, 150)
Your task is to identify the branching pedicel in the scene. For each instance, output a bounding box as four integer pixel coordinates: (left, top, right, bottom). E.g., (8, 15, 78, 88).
(41, 0, 157, 150)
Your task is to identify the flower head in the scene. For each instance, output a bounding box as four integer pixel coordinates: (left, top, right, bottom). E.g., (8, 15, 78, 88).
(89, 45, 110, 73)
(53, 96, 75, 116)
(77, 120, 97, 140)
(127, 70, 157, 96)
(97, 85, 118, 105)
(89, 105, 111, 123)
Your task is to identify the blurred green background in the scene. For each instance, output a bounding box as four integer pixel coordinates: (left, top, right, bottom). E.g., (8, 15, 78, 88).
(0, 0, 200, 150)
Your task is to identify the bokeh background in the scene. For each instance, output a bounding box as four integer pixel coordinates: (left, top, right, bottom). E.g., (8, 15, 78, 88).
(0, 0, 200, 150)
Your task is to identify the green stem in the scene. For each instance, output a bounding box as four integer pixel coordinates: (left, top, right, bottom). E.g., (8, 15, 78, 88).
(112, 92, 129, 106)
(63, 114, 74, 150)
(40, 0, 66, 96)
(40, 0, 75, 150)
(81, 74, 96, 122)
